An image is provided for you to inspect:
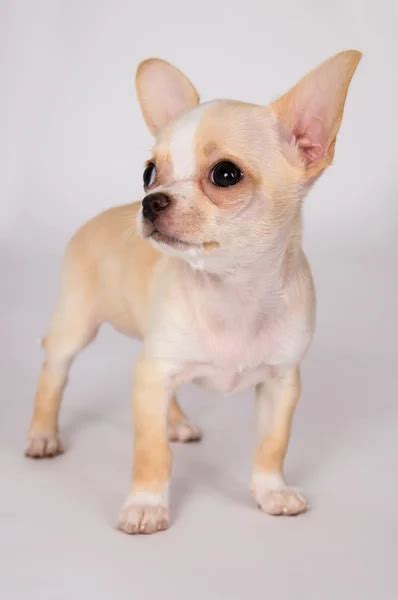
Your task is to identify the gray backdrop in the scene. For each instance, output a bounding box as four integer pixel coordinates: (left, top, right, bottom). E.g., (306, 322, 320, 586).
(2, 1, 398, 599)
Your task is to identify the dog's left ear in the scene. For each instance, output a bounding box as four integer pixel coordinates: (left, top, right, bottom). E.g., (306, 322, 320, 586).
(271, 50, 362, 178)
(136, 58, 200, 135)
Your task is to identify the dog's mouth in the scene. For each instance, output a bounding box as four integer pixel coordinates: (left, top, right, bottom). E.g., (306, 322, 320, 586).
(149, 229, 199, 250)
(146, 228, 219, 252)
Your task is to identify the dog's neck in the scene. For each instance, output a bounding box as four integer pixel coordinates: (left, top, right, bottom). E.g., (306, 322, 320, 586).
(182, 229, 303, 313)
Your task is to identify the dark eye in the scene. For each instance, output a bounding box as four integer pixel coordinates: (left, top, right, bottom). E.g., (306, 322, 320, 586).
(210, 161, 242, 187)
(143, 162, 156, 188)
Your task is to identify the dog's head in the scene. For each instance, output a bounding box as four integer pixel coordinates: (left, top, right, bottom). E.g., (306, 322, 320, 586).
(136, 52, 361, 271)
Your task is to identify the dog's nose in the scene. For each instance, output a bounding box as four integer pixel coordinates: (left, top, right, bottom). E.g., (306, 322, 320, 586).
(142, 193, 171, 223)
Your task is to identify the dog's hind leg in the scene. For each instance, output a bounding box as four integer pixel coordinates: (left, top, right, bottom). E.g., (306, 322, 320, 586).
(25, 260, 100, 458)
(167, 395, 202, 442)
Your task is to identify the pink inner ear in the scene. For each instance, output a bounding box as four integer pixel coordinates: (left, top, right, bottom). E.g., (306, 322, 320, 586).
(295, 115, 326, 165)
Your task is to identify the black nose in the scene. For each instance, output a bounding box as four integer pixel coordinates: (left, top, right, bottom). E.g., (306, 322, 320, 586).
(142, 193, 171, 223)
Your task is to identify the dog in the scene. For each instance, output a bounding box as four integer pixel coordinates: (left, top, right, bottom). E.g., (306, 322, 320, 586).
(26, 50, 361, 534)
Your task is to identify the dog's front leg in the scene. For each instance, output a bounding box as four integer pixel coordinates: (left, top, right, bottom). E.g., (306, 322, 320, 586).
(118, 356, 173, 535)
(251, 366, 309, 516)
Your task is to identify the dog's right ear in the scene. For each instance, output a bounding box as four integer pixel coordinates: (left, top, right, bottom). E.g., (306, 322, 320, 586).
(135, 59, 200, 135)
(271, 50, 362, 180)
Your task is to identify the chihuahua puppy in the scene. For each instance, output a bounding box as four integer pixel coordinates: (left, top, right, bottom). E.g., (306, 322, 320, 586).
(26, 51, 361, 534)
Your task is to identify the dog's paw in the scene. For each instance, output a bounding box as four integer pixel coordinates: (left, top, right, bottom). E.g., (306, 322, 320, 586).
(168, 420, 202, 443)
(25, 432, 64, 458)
(256, 488, 309, 516)
(117, 503, 169, 535)
(251, 473, 309, 516)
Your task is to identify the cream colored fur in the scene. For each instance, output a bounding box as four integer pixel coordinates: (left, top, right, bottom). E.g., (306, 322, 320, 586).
(26, 51, 361, 534)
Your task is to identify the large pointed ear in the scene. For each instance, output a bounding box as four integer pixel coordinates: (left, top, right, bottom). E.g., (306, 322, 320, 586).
(135, 58, 200, 135)
(271, 50, 362, 178)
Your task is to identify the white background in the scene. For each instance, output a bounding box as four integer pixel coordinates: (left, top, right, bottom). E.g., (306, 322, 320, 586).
(2, 1, 398, 599)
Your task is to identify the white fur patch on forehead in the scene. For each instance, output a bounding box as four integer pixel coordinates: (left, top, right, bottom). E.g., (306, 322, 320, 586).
(168, 102, 218, 180)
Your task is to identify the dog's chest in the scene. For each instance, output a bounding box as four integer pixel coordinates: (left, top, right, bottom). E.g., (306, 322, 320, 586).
(151, 269, 312, 394)
(175, 302, 295, 394)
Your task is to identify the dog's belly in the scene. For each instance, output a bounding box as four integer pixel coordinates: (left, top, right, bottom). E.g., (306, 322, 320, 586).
(190, 363, 272, 394)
